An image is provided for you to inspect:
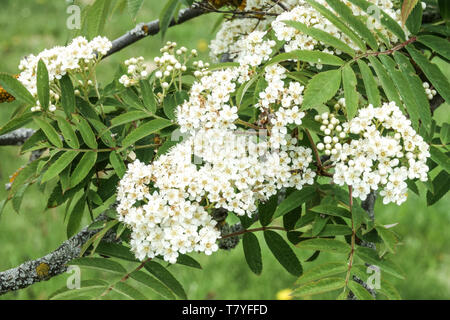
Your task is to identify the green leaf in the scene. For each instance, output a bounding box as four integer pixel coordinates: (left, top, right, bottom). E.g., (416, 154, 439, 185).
(304, 0, 366, 51)
(56, 116, 79, 149)
(427, 170, 449, 206)
(282, 20, 355, 57)
(379, 55, 420, 130)
(296, 238, 351, 254)
(109, 151, 126, 178)
(403, 0, 421, 32)
(159, 0, 179, 40)
(70, 152, 97, 187)
(439, 0, 450, 22)
(8, 160, 39, 196)
(267, 50, 344, 67)
(36, 59, 50, 110)
(86, 0, 111, 39)
(0, 112, 35, 136)
(264, 230, 302, 277)
(95, 242, 138, 262)
(309, 205, 351, 219)
(129, 270, 176, 299)
(393, 52, 431, 133)
(33, 117, 62, 148)
(325, 0, 378, 50)
(273, 186, 316, 219)
(342, 64, 358, 120)
(355, 247, 405, 279)
(348, 280, 375, 300)
(163, 91, 188, 120)
(122, 118, 173, 148)
(49, 280, 108, 300)
(140, 80, 157, 113)
(236, 75, 259, 108)
(42, 151, 78, 183)
(367, 56, 402, 107)
(316, 224, 353, 237)
(68, 257, 126, 274)
(59, 75, 76, 117)
(175, 254, 202, 269)
(110, 111, 152, 129)
(418, 35, 450, 61)
(379, 279, 401, 300)
(441, 123, 450, 145)
(144, 261, 187, 299)
(430, 146, 450, 174)
(127, 0, 145, 19)
(77, 116, 98, 149)
(346, 0, 405, 42)
(312, 215, 329, 236)
(376, 226, 398, 254)
(12, 184, 28, 213)
(66, 194, 86, 238)
(294, 277, 346, 297)
(406, 45, 450, 103)
(243, 233, 263, 275)
(258, 194, 278, 226)
(302, 69, 341, 109)
(296, 262, 347, 286)
(0, 73, 35, 105)
(112, 281, 148, 300)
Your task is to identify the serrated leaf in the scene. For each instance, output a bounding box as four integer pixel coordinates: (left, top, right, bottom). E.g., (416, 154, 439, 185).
(296, 238, 351, 254)
(68, 257, 126, 274)
(112, 281, 148, 300)
(33, 117, 62, 148)
(346, 0, 405, 42)
(303, 69, 341, 109)
(49, 280, 108, 300)
(77, 116, 98, 149)
(355, 246, 405, 279)
(264, 230, 302, 277)
(42, 151, 78, 183)
(56, 116, 79, 149)
(348, 279, 375, 300)
(379, 55, 420, 130)
(59, 74, 76, 117)
(367, 56, 403, 107)
(67, 194, 86, 238)
(267, 50, 344, 67)
(127, 0, 145, 19)
(379, 279, 401, 300)
(405, 0, 422, 34)
(129, 270, 176, 299)
(0, 73, 35, 105)
(12, 184, 28, 213)
(70, 152, 97, 187)
(325, 0, 378, 50)
(159, 0, 179, 40)
(144, 261, 186, 299)
(258, 194, 278, 226)
(342, 64, 358, 120)
(121, 118, 172, 148)
(401, 0, 418, 26)
(304, 0, 366, 51)
(163, 91, 188, 120)
(296, 262, 347, 286)
(95, 242, 138, 262)
(243, 233, 263, 275)
(86, 0, 111, 39)
(406, 45, 450, 103)
(418, 35, 450, 61)
(37, 59, 49, 110)
(376, 226, 398, 254)
(0, 112, 35, 136)
(282, 20, 355, 57)
(309, 205, 351, 219)
(110, 112, 152, 130)
(273, 186, 316, 219)
(109, 151, 126, 178)
(427, 170, 449, 206)
(175, 254, 202, 269)
(140, 80, 157, 113)
(312, 215, 329, 236)
(294, 277, 345, 297)
(430, 146, 450, 174)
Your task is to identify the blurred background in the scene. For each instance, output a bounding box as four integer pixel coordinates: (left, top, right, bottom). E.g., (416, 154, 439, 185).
(0, 0, 448, 300)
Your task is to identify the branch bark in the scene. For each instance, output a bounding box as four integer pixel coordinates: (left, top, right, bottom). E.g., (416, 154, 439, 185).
(103, 5, 208, 59)
(0, 213, 113, 295)
(0, 128, 35, 146)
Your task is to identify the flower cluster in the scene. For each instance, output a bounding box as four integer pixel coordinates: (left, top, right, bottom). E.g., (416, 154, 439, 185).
(119, 56, 148, 87)
(325, 102, 430, 204)
(17, 36, 112, 112)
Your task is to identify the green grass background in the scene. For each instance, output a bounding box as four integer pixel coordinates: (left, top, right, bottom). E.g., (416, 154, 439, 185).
(0, 0, 448, 300)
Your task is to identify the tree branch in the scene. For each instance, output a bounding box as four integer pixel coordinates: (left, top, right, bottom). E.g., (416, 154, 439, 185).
(0, 128, 35, 146)
(0, 213, 113, 295)
(103, 4, 208, 59)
